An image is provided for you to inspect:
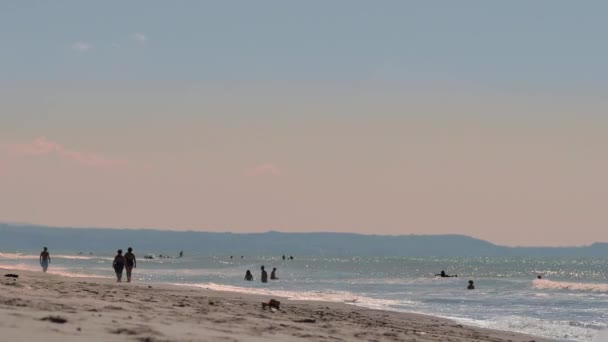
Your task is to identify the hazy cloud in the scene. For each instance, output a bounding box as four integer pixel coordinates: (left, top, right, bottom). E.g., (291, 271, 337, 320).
(72, 41, 92, 52)
(246, 163, 282, 177)
(0, 137, 127, 168)
(131, 33, 148, 44)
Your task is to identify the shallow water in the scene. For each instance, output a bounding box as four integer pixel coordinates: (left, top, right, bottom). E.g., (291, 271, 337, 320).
(1, 252, 607, 341)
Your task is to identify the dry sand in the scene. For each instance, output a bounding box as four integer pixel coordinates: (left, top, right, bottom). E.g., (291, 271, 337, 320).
(0, 268, 552, 342)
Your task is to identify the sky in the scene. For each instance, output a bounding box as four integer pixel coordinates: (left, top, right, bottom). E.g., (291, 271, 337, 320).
(1, 1, 607, 246)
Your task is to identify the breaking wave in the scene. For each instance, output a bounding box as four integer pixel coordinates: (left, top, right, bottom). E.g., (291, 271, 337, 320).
(533, 279, 608, 293)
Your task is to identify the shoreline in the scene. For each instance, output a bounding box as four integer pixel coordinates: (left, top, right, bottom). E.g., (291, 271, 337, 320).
(0, 267, 553, 341)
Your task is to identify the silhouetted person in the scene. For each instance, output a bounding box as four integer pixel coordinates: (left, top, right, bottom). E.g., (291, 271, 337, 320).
(113, 249, 126, 282)
(436, 270, 456, 278)
(289, 256, 294, 260)
(261, 266, 268, 283)
(230, 256, 233, 259)
(245, 270, 254, 281)
(39, 247, 51, 272)
(467, 280, 475, 290)
(125, 247, 137, 282)
(271, 268, 279, 280)
(179, 251, 184, 258)
(282, 255, 286, 260)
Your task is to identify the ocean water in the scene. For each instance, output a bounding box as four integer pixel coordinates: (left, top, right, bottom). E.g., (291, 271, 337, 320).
(1, 252, 607, 341)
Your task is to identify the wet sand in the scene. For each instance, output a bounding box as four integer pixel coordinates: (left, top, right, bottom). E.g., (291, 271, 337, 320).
(0, 268, 552, 341)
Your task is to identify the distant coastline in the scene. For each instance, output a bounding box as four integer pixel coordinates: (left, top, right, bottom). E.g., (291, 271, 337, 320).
(1, 223, 606, 257)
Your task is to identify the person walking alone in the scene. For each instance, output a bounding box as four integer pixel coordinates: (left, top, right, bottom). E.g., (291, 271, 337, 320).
(39, 247, 51, 272)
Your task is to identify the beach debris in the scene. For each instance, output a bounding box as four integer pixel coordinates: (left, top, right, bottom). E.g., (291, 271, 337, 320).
(262, 299, 281, 310)
(294, 319, 316, 323)
(111, 327, 138, 335)
(4, 274, 19, 278)
(104, 305, 123, 310)
(41, 316, 68, 324)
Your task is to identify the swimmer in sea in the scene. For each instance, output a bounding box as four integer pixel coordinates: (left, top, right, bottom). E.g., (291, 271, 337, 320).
(261, 266, 268, 283)
(435, 270, 457, 278)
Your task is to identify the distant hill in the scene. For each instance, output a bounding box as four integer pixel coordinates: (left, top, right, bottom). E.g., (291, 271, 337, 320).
(0, 224, 606, 257)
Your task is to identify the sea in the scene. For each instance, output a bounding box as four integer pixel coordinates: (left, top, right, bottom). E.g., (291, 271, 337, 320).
(1, 251, 607, 341)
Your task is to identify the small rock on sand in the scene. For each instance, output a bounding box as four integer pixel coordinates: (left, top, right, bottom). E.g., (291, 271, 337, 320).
(41, 316, 68, 324)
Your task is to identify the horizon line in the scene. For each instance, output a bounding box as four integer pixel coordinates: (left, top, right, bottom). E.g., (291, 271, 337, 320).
(1, 222, 605, 249)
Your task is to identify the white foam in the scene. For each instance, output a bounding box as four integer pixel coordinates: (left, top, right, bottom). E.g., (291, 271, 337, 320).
(592, 330, 608, 342)
(0, 263, 112, 279)
(0, 252, 111, 261)
(173, 282, 417, 310)
(533, 279, 608, 293)
(452, 315, 601, 342)
(0, 252, 38, 260)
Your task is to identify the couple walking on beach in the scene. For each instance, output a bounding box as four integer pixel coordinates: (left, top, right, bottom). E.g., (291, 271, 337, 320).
(113, 247, 137, 282)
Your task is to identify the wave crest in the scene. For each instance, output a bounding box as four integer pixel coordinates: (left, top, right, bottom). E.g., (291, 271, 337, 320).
(533, 279, 608, 292)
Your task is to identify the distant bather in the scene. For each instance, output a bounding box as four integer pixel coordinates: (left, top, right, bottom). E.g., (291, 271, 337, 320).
(436, 270, 456, 278)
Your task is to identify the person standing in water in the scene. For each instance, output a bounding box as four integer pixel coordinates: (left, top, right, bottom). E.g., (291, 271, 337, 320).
(39, 247, 51, 272)
(244, 270, 253, 281)
(261, 266, 268, 283)
(124, 247, 137, 282)
(271, 268, 279, 280)
(113, 249, 126, 282)
(467, 280, 475, 290)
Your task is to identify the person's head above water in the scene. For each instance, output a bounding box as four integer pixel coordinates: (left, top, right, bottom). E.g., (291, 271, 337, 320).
(117, 249, 123, 254)
(537, 275, 542, 279)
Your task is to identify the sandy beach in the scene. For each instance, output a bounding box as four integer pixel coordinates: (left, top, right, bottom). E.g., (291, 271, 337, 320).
(0, 268, 552, 342)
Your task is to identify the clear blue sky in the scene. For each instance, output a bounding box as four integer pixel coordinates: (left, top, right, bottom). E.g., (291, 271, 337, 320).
(1, 1, 607, 90)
